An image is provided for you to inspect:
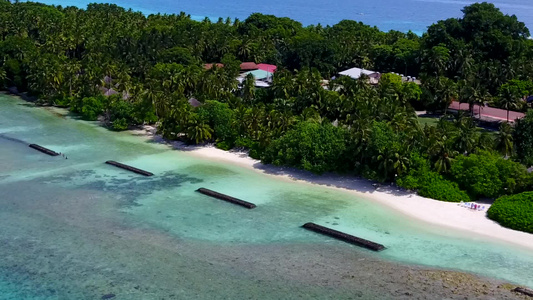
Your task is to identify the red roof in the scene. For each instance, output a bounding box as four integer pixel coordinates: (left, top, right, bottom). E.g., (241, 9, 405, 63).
(449, 101, 525, 122)
(257, 64, 277, 73)
(240, 62, 258, 71)
(204, 63, 224, 70)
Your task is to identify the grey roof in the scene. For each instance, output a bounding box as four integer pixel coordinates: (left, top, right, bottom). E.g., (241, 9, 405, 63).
(104, 88, 118, 96)
(103, 76, 113, 85)
(188, 98, 203, 107)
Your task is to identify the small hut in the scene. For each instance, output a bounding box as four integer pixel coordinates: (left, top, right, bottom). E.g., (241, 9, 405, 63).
(188, 98, 203, 108)
(103, 88, 119, 97)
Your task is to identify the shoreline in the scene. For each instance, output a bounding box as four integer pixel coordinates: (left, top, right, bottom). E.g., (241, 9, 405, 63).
(132, 125, 533, 252)
(3, 94, 533, 293)
(5, 96, 533, 252)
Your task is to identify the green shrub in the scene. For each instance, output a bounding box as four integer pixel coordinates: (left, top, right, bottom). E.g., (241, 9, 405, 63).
(235, 137, 255, 149)
(514, 110, 533, 166)
(397, 153, 470, 202)
(450, 151, 530, 198)
(249, 148, 261, 160)
(487, 192, 533, 233)
(53, 96, 73, 107)
(215, 140, 233, 151)
(232, 138, 262, 159)
(111, 118, 129, 131)
(417, 175, 470, 203)
(80, 96, 104, 121)
(108, 96, 136, 127)
(398, 171, 469, 202)
(70, 96, 106, 121)
(197, 101, 237, 142)
(395, 174, 419, 190)
(261, 121, 348, 174)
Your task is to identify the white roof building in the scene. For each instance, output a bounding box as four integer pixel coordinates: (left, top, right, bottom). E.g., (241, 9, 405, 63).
(338, 67, 381, 84)
(339, 67, 379, 79)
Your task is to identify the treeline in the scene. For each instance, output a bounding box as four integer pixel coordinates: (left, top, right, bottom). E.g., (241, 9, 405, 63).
(2, 1, 533, 208)
(488, 192, 533, 233)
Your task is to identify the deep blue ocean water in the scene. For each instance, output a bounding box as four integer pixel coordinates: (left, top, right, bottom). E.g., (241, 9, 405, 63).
(29, 0, 533, 34)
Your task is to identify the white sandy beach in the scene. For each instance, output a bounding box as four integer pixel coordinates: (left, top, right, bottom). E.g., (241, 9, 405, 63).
(135, 125, 533, 252)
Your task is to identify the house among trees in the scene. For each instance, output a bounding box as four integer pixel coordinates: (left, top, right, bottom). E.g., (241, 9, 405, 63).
(338, 67, 381, 84)
(239, 62, 277, 73)
(338, 67, 420, 85)
(100, 87, 119, 96)
(237, 62, 277, 88)
(99, 76, 130, 99)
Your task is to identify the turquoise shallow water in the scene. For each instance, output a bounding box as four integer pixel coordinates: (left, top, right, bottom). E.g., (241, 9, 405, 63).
(26, 0, 533, 34)
(1, 94, 533, 299)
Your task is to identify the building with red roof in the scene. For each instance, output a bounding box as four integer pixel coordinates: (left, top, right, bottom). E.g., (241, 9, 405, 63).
(448, 101, 525, 122)
(257, 64, 277, 73)
(240, 62, 258, 71)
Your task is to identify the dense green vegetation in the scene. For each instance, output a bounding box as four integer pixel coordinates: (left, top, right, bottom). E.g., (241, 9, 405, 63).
(488, 192, 533, 233)
(396, 153, 470, 202)
(2, 1, 533, 205)
(262, 121, 348, 173)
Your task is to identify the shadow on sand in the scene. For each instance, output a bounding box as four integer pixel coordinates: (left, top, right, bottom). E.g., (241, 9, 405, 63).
(142, 132, 413, 200)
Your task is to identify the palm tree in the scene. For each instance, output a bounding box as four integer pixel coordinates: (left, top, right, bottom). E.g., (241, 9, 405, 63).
(0, 68, 6, 85)
(186, 116, 213, 144)
(375, 150, 395, 181)
(244, 106, 264, 139)
(454, 48, 473, 79)
(426, 127, 456, 173)
(453, 115, 476, 154)
(498, 85, 519, 122)
(350, 119, 372, 164)
(64, 61, 82, 97)
(393, 152, 410, 176)
(461, 81, 488, 118)
(238, 39, 254, 61)
(232, 106, 249, 137)
(271, 71, 295, 99)
(241, 73, 256, 104)
(144, 89, 165, 118)
(424, 45, 450, 76)
(434, 152, 454, 173)
(476, 132, 494, 151)
(495, 122, 513, 157)
(439, 78, 457, 114)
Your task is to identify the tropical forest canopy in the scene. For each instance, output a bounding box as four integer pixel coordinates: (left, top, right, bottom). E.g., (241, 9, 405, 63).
(2, 1, 533, 223)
